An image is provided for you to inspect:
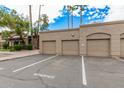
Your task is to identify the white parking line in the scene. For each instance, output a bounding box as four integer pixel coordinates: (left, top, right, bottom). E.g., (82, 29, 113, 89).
(34, 73, 55, 79)
(82, 56, 87, 86)
(13, 55, 58, 73)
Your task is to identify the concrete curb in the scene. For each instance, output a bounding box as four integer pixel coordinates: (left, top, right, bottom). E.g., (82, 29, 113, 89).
(0, 52, 15, 55)
(0, 53, 40, 62)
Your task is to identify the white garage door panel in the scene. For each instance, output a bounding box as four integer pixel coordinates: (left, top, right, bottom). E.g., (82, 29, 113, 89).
(42, 41, 56, 54)
(121, 39, 124, 57)
(87, 39, 110, 57)
(62, 40, 79, 55)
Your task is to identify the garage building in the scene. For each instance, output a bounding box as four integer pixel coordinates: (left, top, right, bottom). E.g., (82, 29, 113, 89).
(39, 20, 124, 58)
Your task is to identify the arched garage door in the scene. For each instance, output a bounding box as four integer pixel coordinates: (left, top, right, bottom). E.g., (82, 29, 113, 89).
(42, 41, 56, 54)
(87, 33, 110, 57)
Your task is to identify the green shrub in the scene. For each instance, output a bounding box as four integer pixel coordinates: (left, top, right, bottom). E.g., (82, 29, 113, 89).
(9, 44, 33, 51)
(9, 46, 15, 51)
(14, 44, 22, 51)
(21, 44, 27, 50)
(27, 44, 33, 50)
(3, 43, 9, 49)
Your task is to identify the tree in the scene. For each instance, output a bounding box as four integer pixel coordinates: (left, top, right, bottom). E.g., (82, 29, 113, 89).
(9, 9, 29, 44)
(33, 12, 49, 49)
(1, 30, 11, 41)
(29, 5, 33, 47)
(38, 5, 41, 33)
(79, 5, 83, 25)
(71, 5, 78, 28)
(39, 14, 49, 31)
(34, 14, 49, 31)
(0, 8, 14, 28)
(79, 5, 87, 25)
(0, 8, 29, 44)
(66, 5, 70, 29)
(66, 5, 78, 28)
(65, 5, 87, 27)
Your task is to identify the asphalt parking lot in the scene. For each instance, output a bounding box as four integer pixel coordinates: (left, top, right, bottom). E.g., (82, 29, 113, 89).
(84, 56, 124, 88)
(0, 54, 124, 88)
(0, 55, 82, 88)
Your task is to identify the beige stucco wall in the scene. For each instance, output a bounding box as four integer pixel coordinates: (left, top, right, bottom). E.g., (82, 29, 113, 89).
(39, 20, 124, 57)
(80, 21, 124, 57)
(39, 29, 79, 55)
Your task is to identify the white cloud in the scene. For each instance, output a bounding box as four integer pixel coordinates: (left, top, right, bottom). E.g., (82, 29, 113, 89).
(0, 0, 112, 5)
(42, 5, 63, 23)
(105, 5, 124, 22)
(73, 8, 80, 16)
(5, 5, 63, 23)
(4, 5, 124, 24)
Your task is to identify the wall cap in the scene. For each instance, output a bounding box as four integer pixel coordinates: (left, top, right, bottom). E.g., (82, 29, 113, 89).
(39, 28, 79, 33)
(80, 20, 124, 28)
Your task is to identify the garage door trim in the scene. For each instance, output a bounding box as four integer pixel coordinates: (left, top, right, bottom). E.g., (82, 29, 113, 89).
(42, 40, 56, 54)
(86, 39, 110, 57)
(62, 40, 79, 55)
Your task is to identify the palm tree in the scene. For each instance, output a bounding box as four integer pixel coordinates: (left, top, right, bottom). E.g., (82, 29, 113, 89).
(38, 5, 44, 32)
(38, 5, 41, 33)
(29, 5, 32, 34)
(67, 5, 71, 29)
(80, 5, 83, 25)
(29, 5, 33, 48)
(67, 5, 78, 29)
(40, 14, 49, 31)
(66, 5, 87, 27)
(69, 6, 74, 28)
(79, 5, 87, 25)
(34, 5, 41, 49)
(71, 6, 73, 28)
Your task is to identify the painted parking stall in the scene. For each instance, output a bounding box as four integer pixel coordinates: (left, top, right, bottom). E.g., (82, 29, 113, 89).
(0, 55, 82, 88)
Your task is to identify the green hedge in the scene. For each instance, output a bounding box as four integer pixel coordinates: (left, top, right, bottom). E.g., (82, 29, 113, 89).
(9, 46, 15, 51)
(3, 43, 9, 49)
(14, 44, 22, 51)
(21, 44, 27, 50)
(26, 44, 33, 50)
(8, 44, 33, 51)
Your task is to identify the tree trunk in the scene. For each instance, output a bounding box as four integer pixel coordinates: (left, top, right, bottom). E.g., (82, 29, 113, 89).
(20, 35, 25, 44)
(35, 5, 41, 49)
(80, 5, 83, 25)
(29, 5, 34, 49)
(38, 5, 41, 33)
(71, 11, 73, 28)
(67, 10, 70, 29)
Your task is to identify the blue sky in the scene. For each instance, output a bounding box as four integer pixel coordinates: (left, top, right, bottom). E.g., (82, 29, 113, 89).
(1, 5, 124, 31)
(49, 5, 110, 30)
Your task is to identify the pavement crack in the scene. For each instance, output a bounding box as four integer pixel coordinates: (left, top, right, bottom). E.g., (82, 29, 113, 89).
(36, 75, 56, 88)
(34, 63, 57, 88)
